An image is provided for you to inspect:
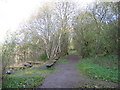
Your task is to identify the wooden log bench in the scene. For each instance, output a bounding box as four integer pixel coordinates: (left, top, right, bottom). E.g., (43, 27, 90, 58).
(19, 67, 26, 69)
(5, 70, 12, 74)
(23, 64, 32, 68)
(46, 63, 54, 68)
(27, 61, 32, 64)
(32, 62, 41, 65)
(27, 61, 41, 65)
(46, 60, 57, 68)
(8, 67, 27, 70)
(54, 57, 59, 60)
(52, 60, 57, 64)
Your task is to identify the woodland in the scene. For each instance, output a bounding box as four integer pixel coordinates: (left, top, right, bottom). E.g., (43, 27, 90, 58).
(0, 1, 119, 88)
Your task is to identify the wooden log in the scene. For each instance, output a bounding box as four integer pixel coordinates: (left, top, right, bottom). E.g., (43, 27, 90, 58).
(32, 62, 41, 64)
(23, 64, 32, 67)
(27, 61, 41, 65)
(19, 67, 26, 69)
(53, 60, 57, 63)
(5, 70, 12, 74)
(27, 62, 32, 64)
(27, 64, 32, 67)
(55, 57, 59, 60)
(23, 64, 28, 67)
(8, 66, 27, 70)
(46, 63, 54, 68)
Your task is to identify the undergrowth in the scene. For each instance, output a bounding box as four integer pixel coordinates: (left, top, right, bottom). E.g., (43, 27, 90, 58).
(3, 67, 54, 88)
(77, 55, 118, 82)
(3, 76, 44, 88)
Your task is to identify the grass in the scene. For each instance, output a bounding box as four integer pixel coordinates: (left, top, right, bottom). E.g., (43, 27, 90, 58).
(11, 68, 54, 76)
(3, 76, 44, 88)
(92, 55, 118, 68)
(58, 59, 69, 63)
(76, 55, 118, 82)
(75, 80, 117, 88)
(0, 80, 1, 89)
(68, 50, 77, 54)
(3, 67, 54, 88)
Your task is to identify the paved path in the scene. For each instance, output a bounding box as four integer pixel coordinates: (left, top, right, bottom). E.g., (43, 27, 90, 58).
(37, 54, 118, 88)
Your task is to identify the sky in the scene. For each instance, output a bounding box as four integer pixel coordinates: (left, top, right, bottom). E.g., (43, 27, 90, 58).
(0, 0, 45, 43)
(0, 0, 118, 43)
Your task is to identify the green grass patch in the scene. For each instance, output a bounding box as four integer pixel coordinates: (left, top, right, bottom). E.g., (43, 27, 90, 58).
(3, 67, 54, 88)
(68, 50, 77, 54)
(58, 59, 68, 63)
(3, 76, 44, 88)
(0, 80, 1, 89)
(76, 55, 118, 82)
(10, 68, 54, 77)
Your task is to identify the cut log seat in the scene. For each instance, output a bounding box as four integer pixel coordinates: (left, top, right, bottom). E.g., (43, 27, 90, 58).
(8, 67, 14, 69)
(19, 67, 26, 69)
(49, 60, 57, 64)
(46, 63, 54, 68)
(46, 60, 57, 68)
(5, 70, 12, 74)
(28, 64, 32, 67)
(27, 62, 32, 64)
(32, 62, 41, 64)
(52, 60, 57, 63)
(55, 57, 59, 60)
(27, 61, 41, 65)
(23, 64, 32, 68)
(23, 64, 28, 67)
(9, 67, 27, 70)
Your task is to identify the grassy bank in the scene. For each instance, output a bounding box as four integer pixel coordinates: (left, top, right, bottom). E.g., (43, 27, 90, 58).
(77, 55, 118, 82)
(58, 59, 69, 63)
(3, 67, 54, 88)
(3, 76, 44, 88)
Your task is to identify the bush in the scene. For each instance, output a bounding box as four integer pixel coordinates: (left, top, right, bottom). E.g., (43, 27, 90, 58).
(40, 53, 49, 61)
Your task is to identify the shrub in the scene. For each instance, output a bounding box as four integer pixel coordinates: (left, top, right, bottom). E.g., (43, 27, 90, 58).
(40, 53, 49, 61)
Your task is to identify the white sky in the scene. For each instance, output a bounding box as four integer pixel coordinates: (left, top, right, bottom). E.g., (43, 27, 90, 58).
(0, 0, 45, 43)
(0, 0, 112, 43)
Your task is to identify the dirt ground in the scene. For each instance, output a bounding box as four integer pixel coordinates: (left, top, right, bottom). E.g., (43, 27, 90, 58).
(36, 54, 118, 88)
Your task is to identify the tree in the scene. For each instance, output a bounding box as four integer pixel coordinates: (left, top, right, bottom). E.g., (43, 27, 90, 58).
(72, 1, 118, 58)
